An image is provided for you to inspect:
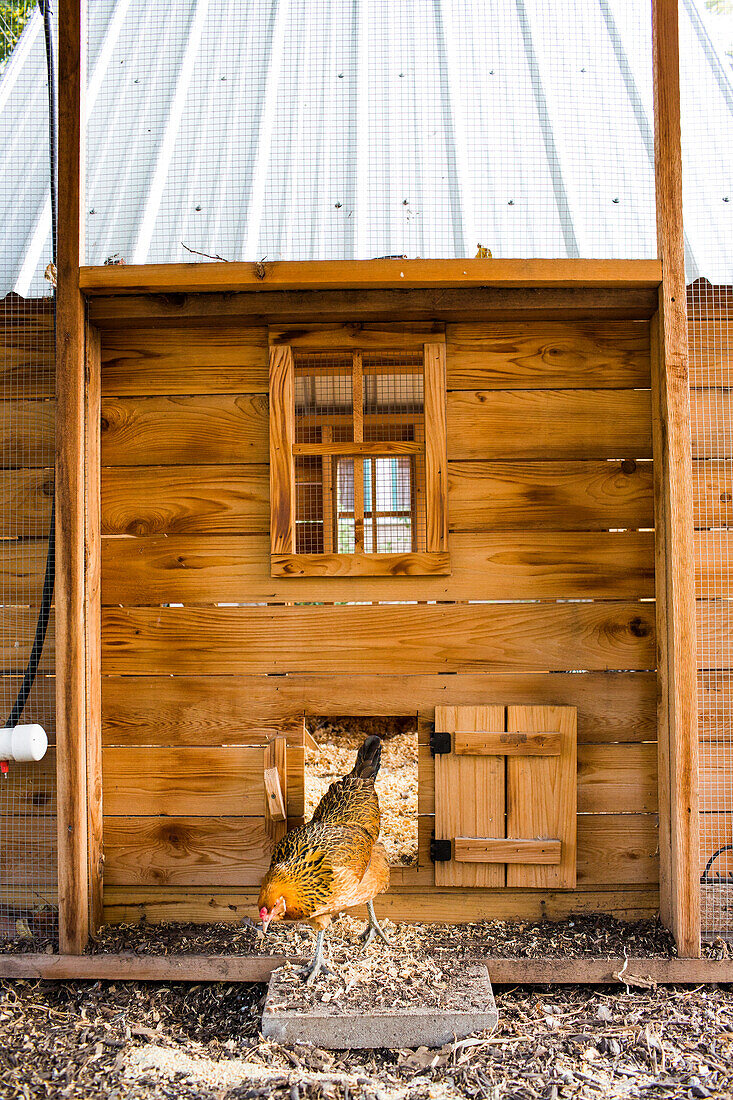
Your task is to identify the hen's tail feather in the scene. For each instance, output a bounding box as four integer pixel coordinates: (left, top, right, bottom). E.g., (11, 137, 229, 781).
(349, 735, 382, 781)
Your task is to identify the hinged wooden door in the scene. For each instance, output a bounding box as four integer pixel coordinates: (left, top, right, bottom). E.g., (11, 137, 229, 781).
(433, 705, 577, 888)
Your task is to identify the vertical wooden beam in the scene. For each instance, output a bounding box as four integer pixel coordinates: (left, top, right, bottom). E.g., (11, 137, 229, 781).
(424, 343, 448, 552)
(85, 323, 103, 935)
(269, 345, 295, 560)
(352, 352, 365, 553)
(652, 0, 700, 957)
(56, 0, 89, 952)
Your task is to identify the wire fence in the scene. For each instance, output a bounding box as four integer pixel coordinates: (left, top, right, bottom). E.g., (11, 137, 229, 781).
(0, 3, 57, 942)
(680, 2, 733, 936)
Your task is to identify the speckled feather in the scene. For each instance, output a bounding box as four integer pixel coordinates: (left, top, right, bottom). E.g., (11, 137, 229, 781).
(258, 736, 389, 923)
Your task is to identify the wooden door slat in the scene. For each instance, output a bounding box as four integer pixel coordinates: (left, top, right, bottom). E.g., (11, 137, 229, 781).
(434, 705, 505, 888)
(454, 730, 561, 755)
(454, 837, 562, 865)
(506, 706, 577, 889)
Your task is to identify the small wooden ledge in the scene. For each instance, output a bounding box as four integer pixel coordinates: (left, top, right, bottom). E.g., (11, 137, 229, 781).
(79, 258, 662, 296)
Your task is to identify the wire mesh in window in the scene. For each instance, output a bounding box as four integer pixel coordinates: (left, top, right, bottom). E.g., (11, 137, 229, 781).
(363, 353, 424, 444)
(293, 349, 427, 555)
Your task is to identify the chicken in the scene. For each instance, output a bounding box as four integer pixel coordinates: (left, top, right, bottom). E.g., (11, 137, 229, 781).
(258, 734, 391, 983)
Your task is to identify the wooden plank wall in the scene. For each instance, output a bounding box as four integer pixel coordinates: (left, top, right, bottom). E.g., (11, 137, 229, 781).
(690, 281, 733, 890)
(98, 315, 660, 923)
(0, 297, 57, 924)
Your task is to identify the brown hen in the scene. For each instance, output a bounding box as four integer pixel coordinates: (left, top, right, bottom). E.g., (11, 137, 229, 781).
(258, 735, 391, 983)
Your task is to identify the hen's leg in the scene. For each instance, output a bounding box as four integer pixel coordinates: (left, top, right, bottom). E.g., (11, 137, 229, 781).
(299, 929, 335, 985)
(359, 899, 392, 949)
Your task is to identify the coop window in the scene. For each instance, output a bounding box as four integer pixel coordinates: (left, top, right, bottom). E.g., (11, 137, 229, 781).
(269, 332, 449, 577)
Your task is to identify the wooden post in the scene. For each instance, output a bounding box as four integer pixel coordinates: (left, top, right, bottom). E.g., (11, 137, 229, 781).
(56, 0, 90, 952)
(85, 323, 103, 935)
(651, 0, 700, 957)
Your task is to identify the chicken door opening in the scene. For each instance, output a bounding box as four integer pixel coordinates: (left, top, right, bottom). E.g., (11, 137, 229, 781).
(304, 717, 418, 867)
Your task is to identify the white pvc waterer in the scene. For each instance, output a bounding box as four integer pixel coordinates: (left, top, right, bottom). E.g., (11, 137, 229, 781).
(0, 724, 48, 762)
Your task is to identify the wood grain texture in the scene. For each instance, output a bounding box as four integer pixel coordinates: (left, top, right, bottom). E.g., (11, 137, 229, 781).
(87, 286, 660, 330)
(98, 389, 651, 466)
(0, 751, 56, 815)
(100, 672, 657, 747)
(0, 303, 54, 397)
(700, 749, 733, 813)
(577, 743, 658, 813)
(652, 0, 700, 953)
(434, 706, 505, 887)
(693, 460, 733, 527)
(292, 440, 423, 456)
(0, 400, 55, 467)
(101, 394, 269, 465)
(101, 324, 268, 395)
(85, 324, 103, 934)
(0, 470, 54, 535)
(100, 602, 656, 675)
(454, 838, 562, 865)
(103, 817, 273, 886)
(577, 814, 658, 885)
(506, 707, 577, 889)
(454, 731, 561, 756)
(10, 953, 733, 984)
(696, 600, 733, 670)
(100, 885, 660, 926)
(80, 258, 663, 295)
(445, 321, 651, 389)
(100, 459, 654, 536)
(269, 322, 445, 349)
(424, 341, 448, 551)
(56, 0, 89, 954)
(694, 531, 733, 596)
(688, 322, 733, 388)
(420, 738, 657, 817)
(449, 459, 654, 531)
(447, 389, 652, 460)
(268, 345, 295, 554)
(105, 532, 651, 604)
(698, 671, 733, 740)
(102, 746, 267, 816)
(270, 550, 451, 580)
(691, 391, 733, 458)
(101, 464, 269, 535)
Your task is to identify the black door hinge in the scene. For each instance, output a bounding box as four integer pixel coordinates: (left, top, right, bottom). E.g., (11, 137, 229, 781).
(430, 730, 451, 755)
(430, 834, 453, 862)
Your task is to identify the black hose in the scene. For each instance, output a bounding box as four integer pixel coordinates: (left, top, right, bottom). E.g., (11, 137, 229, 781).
(5, 0, 57, 729)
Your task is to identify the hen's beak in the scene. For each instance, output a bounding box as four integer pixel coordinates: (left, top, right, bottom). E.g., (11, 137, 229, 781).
(260, 912, 271, 934)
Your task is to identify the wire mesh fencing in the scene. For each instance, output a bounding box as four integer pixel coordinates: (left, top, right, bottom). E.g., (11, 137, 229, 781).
(76, 0, 658, 267)
(680, 2, 733, 936)
(0, 3, 57, 942)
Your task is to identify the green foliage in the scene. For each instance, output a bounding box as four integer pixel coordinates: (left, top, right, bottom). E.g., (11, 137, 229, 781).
(0, 0, 35, 68)
(705, 0, 733, 15)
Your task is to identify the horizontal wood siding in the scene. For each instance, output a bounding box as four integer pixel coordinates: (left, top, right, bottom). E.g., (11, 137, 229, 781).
(98, 316, 657, 920)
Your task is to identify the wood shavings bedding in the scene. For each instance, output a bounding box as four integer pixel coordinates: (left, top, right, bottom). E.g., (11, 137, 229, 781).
(304, 721, 418, 867)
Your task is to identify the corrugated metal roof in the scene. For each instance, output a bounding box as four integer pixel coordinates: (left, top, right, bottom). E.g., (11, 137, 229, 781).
(1, 0, 732, 298)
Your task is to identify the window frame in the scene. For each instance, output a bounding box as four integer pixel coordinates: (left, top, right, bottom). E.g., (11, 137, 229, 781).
(268, 326, 450, 578)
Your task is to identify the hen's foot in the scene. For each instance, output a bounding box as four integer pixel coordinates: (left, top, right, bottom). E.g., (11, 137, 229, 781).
(359, 900, 392, 949)
(299, 929, 335, 985)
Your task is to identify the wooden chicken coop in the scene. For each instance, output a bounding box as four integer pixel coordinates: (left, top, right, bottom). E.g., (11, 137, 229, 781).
(5, 0, 733, 984)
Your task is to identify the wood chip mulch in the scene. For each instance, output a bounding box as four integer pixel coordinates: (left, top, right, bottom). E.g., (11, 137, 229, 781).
(2, 975, 733, 1099)
(80, 914, 677, 961)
